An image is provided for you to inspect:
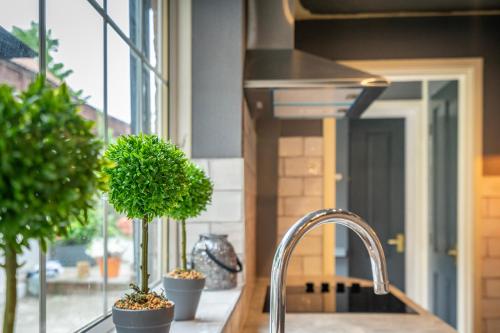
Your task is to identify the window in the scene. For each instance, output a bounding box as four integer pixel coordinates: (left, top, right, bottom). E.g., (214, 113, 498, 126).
(0, 0, 168, 331)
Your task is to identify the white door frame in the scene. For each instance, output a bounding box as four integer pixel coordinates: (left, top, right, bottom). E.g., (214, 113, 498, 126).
(342, 59, 483, 333)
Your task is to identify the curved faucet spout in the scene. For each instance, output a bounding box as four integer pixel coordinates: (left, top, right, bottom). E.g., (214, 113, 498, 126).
(270, 209, 390, 333)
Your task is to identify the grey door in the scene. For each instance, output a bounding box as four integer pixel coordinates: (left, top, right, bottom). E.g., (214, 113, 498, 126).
(348, 119, 405, 291)
(429, 81, 458, 328)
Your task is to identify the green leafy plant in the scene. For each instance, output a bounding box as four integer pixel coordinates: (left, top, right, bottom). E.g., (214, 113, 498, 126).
(168, 162, 213, 272)
(58, 210, 100, 246)
(57, 207, 121, 246)
(11, 21, 87, 100)
(0, 76, 104, 333)
(103, 134, 188, 295)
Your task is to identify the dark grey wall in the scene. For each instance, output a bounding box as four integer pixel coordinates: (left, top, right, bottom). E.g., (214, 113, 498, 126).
(191, 0, 245, 158)
(296, 16, 500, 169)
(280, 119, 323, 136)
(256, 112, 280, 277)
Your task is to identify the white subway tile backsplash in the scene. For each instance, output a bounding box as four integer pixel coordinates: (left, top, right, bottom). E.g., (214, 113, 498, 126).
(209, 159, 244, 190)
(193, 190, 242, 222)
(185, 222, 210, 259)
(210, 222, 244, 254)
(192, 159, 210, 175)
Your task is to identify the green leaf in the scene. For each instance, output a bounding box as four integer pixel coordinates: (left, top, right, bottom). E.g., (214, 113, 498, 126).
(167, 161, 213, 222)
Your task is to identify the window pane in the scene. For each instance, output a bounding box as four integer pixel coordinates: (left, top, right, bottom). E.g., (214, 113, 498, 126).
(148, 219, 162, 284)
(107, 27, 134, 137)
(0, 1, 40, 331)
(142, 0, 160, 69)
(142, 66, 161, 134)
(106, 26, 164, 302)
(0, 1, 38, 90)
(143, 69, 163, 283)
(1, 0, 167, 331)
(45, 0, 105, 331)
(105, 205, 136, 309)
(107, 0, 133, 46)
(105, 26, 137, 309)
(107, 0, 160, 70)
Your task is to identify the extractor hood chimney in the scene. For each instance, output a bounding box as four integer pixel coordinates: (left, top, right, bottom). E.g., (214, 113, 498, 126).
(245, 0, 389, 118)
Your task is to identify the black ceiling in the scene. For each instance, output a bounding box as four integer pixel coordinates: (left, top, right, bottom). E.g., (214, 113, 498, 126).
(299, 0, 500, 14)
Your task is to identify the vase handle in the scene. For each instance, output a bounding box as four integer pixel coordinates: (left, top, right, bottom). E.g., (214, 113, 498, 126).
(204, 248, 243, 273)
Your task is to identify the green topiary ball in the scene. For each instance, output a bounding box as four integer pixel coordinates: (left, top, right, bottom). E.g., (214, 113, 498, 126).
(103, 134, 188, 221)
(168, 161, 213, 221)
(0, 77, 105, 253)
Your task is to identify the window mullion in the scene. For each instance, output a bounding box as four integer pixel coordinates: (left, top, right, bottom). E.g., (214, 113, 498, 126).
(38, 0, 47, 332)
(102, 0, 110, 317)
(86, 0, 166, 85)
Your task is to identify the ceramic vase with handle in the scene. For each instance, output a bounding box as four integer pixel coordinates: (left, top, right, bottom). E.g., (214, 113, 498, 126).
(191, 234, 243, 290)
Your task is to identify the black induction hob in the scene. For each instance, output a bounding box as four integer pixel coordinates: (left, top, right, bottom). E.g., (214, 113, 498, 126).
(262, 282, 418, 314)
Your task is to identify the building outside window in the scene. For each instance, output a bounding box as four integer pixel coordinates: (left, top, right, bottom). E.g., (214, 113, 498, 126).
(0, 1, 168, 331)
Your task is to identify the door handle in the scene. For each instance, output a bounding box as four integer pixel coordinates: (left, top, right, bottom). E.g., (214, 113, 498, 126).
(447, 248, 458, 257)
(387, 233, 405, 253)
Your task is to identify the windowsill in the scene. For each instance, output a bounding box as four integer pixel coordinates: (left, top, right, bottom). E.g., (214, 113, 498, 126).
(83, 285, 243, 333)
(170, 286, 243, 333)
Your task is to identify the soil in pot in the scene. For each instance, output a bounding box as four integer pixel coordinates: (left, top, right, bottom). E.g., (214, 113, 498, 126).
(163, 269, 205, 321)
(112, 287, 174, 333)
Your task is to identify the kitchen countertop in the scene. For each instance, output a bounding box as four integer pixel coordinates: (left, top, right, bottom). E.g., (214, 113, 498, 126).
(243, 277, 456, 333)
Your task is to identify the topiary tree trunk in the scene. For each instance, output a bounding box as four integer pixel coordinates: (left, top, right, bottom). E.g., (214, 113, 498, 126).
(3, 245, 18, 333)
(141, 216, 149, 293)
(181, 220, 187, 271)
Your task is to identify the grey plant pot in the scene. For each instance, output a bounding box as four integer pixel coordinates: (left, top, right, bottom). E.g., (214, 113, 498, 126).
(112, 305, 174, 333)
(163, 275, 205, 321)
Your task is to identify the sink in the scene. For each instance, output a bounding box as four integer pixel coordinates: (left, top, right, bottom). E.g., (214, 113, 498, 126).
(262, 283, 418, 314)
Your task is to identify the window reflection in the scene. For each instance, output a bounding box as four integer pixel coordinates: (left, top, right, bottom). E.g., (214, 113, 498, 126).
(107, 0, 160, 69)
(45, 0, 105, 331)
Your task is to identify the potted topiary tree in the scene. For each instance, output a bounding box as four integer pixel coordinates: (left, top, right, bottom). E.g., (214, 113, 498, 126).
(163, 161, 213, 321)
(103, 134, 188, 333)
(0, 77, 104, 333)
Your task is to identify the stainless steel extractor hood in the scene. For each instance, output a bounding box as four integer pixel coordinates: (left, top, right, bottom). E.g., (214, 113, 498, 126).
(245, 0, 389, 119)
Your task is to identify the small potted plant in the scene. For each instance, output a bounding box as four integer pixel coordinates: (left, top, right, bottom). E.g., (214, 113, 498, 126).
(103, 134, 188, 333)
(0, 77, 104, 333)
(164, 161, 213, 321)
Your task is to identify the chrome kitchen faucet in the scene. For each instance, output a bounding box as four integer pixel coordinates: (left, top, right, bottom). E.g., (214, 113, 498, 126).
(269, 209, 390, 333)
